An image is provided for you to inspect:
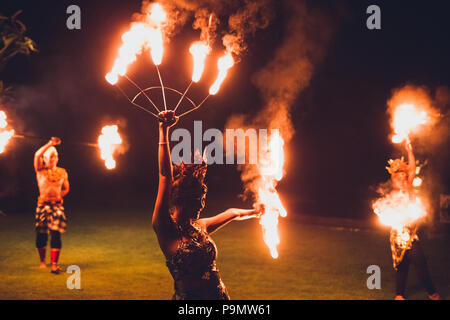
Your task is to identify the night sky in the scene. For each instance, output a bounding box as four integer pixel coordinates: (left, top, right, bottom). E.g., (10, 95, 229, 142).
(0, 0, 449, 219)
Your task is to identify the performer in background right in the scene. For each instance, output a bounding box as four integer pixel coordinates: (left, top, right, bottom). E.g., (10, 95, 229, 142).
(378, 139, 441, 300)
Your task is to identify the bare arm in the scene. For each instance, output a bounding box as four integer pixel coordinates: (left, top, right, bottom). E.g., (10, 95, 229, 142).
(34, 140, 56, 171)
(198, 207, 263, 234)
(61, 171, 70, 197)
(405, 138, 415, 185)
(152, 111, 179, 238)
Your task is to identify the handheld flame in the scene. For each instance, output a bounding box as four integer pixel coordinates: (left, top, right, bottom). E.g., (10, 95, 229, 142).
(391, 104, 428, 144)
(257, 131, 287, 259)
(209, 53, 234, 95)
(0, 110, 15, 154)
(189, 41, 211, 82)
(373, 190, 427, 239)
(98, 125, 122, 170)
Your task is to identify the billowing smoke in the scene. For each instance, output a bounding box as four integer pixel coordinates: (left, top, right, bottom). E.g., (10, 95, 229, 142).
(225, 0, 336, 199)
(142, 0, 274, 58)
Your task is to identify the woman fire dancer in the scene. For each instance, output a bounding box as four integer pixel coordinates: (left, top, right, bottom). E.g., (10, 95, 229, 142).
(384, 139, 440, 300)
(152, 110, 263, 300)
(34, 137, 69, 274)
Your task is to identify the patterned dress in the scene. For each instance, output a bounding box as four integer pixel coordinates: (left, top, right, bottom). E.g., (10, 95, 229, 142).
(390, 225, 418, 270)
(166, 221, 230, 300)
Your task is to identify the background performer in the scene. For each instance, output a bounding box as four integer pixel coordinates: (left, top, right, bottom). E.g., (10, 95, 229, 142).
(34, 137, 70, 274)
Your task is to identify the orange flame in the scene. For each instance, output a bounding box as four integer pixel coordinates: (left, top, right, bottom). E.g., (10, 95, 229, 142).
(105, 3, 167, 84)
(106, 23, 151, 85)
(148, 27, 164, 66)
(257, 131, 287, 259)
(0, 111, 15, 154)
(391, 104, 428, 143)
(148, 3, 166, 24)
(209, 53, 234, 95)
(98, 125, 122, 170)
(373, 190, 426, 239)
(189, 41, 210, 82)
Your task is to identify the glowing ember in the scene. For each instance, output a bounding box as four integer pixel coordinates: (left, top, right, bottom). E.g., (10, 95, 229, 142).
(209, 53, 234, 95)
(189, 41, 210, 82)
(0, 111, 15, 154)
(373, 191, 426, 237)
(105, 3, 167, 84)
(98, 125, 122, 170)
(391, 104, 428, 143)
(257, 131, 287, 259)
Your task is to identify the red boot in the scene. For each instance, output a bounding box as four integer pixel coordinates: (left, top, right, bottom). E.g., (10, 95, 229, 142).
(50, 249, 61, 274)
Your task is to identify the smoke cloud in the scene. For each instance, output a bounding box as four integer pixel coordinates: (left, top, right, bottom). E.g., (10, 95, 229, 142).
(225, 0, 337, 200)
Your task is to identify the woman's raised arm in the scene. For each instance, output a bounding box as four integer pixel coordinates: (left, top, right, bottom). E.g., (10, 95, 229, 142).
(152, 111, 179, 235)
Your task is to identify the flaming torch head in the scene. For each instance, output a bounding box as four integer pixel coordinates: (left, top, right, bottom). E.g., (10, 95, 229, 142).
(105, 3, 167, 83)
(257, 131, 287, 259)
(189, 42, 211, 83)
(209, 53, 234, 95)
(148, 28, 164, 66)
(98, 125, 122, 170)
(391, 104, 428, 143)
(105, 23, 152, 85)
(0, 110, 15, 154)
(147, 3, 167, 66)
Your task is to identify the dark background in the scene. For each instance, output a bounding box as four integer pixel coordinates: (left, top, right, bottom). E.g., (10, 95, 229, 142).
(0, 0, 449, 219)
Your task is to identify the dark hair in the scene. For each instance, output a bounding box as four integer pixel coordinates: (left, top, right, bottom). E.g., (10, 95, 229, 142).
(170, 162, 207, 216)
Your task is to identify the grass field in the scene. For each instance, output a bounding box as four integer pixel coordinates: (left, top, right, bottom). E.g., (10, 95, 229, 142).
(0, 209, 448, 300)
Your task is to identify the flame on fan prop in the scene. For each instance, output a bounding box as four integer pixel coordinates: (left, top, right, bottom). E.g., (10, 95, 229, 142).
(0, 111, 15, 154)
(209, 53, 234, 95)
(190, 41, 211, 83)
(105, 3, 235, 119)
(105, 3, 166, 85)
(373, 191, 427, 246)
(256, 131, 287, 259)
(391, 104, 429, 144)
(98, 125, 122, 170)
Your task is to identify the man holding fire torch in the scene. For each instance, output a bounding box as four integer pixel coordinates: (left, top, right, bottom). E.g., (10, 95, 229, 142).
(34, 137, 69, 274)
(385, 139, 440, 300)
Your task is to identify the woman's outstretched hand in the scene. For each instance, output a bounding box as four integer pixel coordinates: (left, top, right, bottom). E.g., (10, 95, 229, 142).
(158, 110, 179, 129)
(234, 204, 265, 221)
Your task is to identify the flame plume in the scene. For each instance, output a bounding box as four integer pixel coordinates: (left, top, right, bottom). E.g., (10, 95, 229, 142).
(98, 125, 122, 170)
(373, 190, 427, 245)
(209, 53, 234, 95)
(257, 130, 287, 259)
(189, 41, 210, 82)
(0, 111, 15, 154)
(391, 104, 429, 143)
(106, 3, 167, 84)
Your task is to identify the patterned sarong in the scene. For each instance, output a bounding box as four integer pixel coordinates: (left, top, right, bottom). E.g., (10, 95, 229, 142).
(35, 199, 67, 234)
